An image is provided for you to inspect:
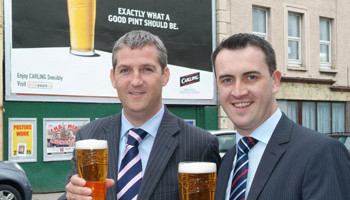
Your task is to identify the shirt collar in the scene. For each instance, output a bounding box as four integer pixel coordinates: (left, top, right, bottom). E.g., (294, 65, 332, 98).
(236, 108, 282, 145)
(120, 105, 164, 141)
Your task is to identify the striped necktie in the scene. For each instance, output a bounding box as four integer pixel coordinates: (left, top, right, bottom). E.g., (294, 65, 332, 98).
(117, 128, 148, 200)
(230, 137, 258, 200)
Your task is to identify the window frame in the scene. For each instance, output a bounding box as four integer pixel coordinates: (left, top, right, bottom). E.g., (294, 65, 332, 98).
(319, 17, 332, 68)
(288, 12, 302, 67)
(252, 6, 268, 40)
(285, 100, 346, 134)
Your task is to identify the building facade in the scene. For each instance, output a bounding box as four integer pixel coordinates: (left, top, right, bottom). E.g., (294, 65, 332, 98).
(217, 0, 350, 134)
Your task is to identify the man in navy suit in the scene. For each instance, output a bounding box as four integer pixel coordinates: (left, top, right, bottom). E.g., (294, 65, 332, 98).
(59, 30, 220, 200)
(212, 33, 350, 200)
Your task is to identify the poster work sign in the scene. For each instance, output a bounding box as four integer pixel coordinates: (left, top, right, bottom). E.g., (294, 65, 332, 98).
(8, 118, 37, 163)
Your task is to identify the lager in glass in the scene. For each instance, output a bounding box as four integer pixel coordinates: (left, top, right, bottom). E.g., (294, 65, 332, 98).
(76, 139, 108, 200)
(67, 0, 96, 56)
(178, 162, 216, 200)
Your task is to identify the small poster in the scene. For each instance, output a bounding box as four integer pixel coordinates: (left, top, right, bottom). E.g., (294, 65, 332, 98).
(43, 118, 90, 161)
(8, 118, 37, 162)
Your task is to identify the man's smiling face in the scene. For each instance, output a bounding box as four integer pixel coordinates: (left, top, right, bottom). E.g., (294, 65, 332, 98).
(215, 46, 281, 136)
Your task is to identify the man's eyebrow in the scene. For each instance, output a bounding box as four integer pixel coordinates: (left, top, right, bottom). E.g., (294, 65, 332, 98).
(218, 74, 233, 79)
(218, 71, 261, 79)
(243, 70, 261, 75)
(115, 64, 129, 69)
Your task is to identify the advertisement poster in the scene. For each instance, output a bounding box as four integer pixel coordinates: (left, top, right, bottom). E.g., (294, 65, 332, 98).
(43, 118, 90, 161)
(8, 118, 37, 163)
(5, 0, 216, 105)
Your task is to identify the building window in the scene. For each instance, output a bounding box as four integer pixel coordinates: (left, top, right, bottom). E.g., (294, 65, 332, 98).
(288, 13, 301, 66)
(285, 101, 346, 134)
(317, 102, 331, 134)
(287, 101, 298, 123)
(319, 18, 331, 68)
(252, 7, 268, 40)
(332, 103, 345, 133)
(302, 102, 316, 130)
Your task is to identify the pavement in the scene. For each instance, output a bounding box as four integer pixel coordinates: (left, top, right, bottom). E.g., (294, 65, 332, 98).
(32, 192, 64, 200)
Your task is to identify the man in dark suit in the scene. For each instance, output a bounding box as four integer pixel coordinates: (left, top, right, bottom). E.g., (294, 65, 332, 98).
(212, 33, 350, 200)
(59, 30, 220, 200)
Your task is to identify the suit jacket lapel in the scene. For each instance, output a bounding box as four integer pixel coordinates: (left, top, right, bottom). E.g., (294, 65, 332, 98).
(247, 114, 293, 200)
(103, 114, 122, 189)
(216, 147, 236, 200)
(138, 107, 180, 199)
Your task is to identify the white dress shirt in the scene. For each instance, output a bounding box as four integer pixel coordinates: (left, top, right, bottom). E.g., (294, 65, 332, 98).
(118, 105, 164, 173)
(225, 108, 282, 200)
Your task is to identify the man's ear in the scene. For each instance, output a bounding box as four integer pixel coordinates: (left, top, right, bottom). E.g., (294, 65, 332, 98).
(110, 68, 117, 89)
(162, 66, 170, 86)
(272, 70, 281, 94)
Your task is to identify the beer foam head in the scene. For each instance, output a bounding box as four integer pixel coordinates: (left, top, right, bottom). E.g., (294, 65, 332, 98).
(178, 162, 216, 173)
(75, 139, 107, 149)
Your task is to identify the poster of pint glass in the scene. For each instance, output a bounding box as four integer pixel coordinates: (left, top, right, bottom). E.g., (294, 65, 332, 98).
(8, 118, 37, 163)
(43, 118, 90, 161)
(5, 0, 216, 105)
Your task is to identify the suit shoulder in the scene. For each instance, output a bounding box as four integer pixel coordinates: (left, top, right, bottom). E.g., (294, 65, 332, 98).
(165, 110, 215, 139)
(291, 123, 346, 152)
(177, 115, 213, 136)
(292, 123, 330, 140)
(77, 114, 120, 138)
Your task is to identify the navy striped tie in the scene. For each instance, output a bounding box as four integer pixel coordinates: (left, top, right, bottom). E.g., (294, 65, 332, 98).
(230, 137, 258, 200)
(117, 128, 147, 200)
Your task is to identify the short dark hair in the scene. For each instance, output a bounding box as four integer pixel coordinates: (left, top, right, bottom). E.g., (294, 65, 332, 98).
(112, 30, 168, 70)
(212, 33, 277, 75)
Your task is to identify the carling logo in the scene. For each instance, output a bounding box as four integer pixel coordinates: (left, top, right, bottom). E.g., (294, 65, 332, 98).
(180, 72, 200, 87)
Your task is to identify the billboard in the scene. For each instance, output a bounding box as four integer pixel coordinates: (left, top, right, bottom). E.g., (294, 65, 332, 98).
(5, 0, 216, 105)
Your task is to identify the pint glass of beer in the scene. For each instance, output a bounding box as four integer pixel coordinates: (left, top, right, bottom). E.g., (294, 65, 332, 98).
(178, 162, 216, 200)
(67, 0, 96, 56)
(75, 139, 108, 200)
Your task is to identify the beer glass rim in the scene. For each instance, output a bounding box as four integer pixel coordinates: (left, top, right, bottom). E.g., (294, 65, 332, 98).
(178, 161, 216, 174)
(75, 139, 107, 150)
